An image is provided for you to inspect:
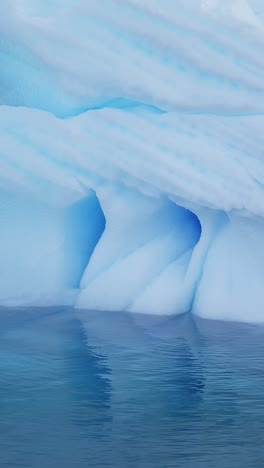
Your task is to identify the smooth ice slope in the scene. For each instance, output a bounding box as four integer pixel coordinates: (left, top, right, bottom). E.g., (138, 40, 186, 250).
(1, 1, 264, 322)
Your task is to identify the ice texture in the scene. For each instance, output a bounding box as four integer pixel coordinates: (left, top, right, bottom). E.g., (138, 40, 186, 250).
(1, 1, 264, 321)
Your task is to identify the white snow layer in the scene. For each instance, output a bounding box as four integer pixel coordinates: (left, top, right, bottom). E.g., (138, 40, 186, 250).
(1, 0, 264, 322)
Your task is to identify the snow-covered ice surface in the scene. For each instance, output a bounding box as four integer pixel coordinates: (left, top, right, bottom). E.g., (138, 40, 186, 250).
(1, 0, 264, 322)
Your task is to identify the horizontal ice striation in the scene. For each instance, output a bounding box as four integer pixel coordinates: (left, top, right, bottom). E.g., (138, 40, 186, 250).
(2, 106, 264, 216)
(2, 0, 264, 116)
(1, 0, 264, 322)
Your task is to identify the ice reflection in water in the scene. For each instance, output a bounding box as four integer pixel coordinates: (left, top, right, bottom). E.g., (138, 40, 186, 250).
(0, 307, 264, 467)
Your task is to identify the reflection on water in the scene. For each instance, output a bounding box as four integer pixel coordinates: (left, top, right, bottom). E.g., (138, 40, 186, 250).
(0, 308, 264, 467)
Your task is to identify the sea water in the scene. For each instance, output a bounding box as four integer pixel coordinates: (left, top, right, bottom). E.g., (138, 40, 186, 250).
(1, 307, 264, 468)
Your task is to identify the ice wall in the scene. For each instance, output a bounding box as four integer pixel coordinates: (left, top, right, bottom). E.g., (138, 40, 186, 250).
(1, 1, 264, 322)
(0, 188, 105, 306)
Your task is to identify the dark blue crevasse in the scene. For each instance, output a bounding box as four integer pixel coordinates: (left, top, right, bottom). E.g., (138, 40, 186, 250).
(63, 191, 106, 289)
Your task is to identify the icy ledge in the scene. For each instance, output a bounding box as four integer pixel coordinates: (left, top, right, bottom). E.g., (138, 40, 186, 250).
(2, 102, 264, 322)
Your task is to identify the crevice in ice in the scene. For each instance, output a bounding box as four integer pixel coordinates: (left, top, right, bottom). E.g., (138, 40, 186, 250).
(64, 191, 106, 289)
(3, 97, 264, 120)
(62, 98, 166, 119)
(63, 105, 264, 120)
(186, 209, 228, 313)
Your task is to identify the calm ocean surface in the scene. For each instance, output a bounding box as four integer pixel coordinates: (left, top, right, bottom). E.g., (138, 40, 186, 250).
(1, 307, 264, 468)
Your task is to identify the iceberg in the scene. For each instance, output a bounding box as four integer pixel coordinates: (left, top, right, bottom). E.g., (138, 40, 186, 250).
(1, 0, 264, 322)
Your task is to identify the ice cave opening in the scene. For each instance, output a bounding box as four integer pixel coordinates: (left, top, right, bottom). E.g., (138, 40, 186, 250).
(77, 189, 203, 315)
